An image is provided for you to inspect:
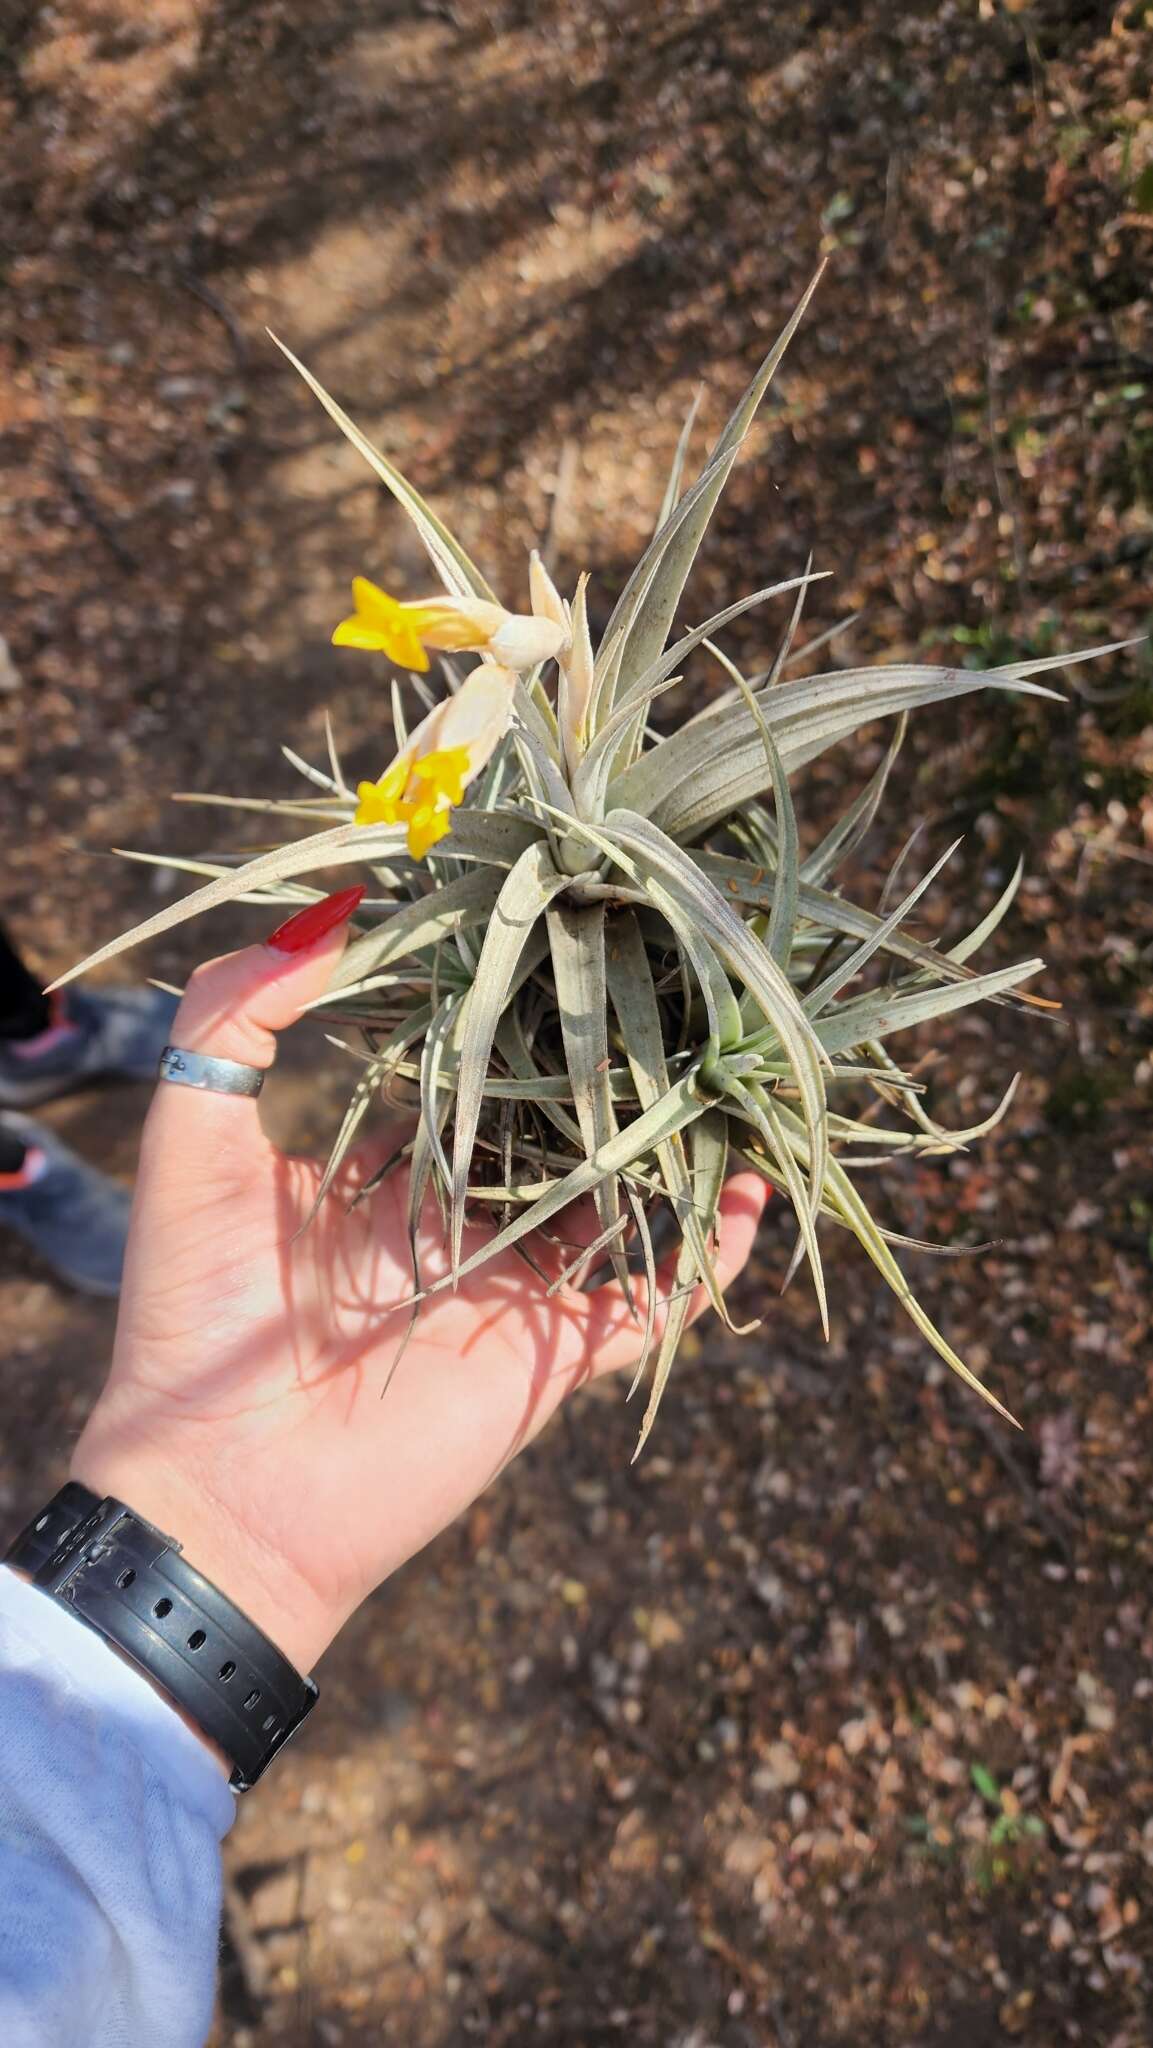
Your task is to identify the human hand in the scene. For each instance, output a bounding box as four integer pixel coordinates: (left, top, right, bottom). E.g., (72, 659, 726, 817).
(71, 889, 766, 1676)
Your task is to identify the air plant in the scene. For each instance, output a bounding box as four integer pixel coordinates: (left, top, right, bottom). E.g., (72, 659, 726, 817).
(57, 270, 1118, 1452)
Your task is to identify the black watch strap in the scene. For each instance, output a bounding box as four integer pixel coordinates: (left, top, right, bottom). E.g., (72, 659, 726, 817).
(5, 1484, 317, 1791)
(6, 1480, 96, 1576)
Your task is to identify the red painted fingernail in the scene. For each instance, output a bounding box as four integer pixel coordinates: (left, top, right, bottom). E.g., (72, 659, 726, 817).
(265, 885, 365, 956)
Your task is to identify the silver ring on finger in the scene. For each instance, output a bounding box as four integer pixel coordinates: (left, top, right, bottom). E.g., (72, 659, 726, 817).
(157, 1045, 265, 1098)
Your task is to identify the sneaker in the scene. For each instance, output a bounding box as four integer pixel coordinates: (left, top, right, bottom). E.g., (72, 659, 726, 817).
(0, 1114, 131, 1297)
(0, 984, 180, 1109)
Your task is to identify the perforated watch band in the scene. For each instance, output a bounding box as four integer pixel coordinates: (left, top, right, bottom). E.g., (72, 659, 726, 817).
(5, 1484, 317, 1790)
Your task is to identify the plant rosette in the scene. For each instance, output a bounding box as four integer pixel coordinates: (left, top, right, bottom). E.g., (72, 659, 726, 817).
(59, 269, 1124, 1452)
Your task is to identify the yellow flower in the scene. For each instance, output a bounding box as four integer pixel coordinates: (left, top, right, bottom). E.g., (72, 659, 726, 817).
(333, 577, 564, 673)
(354, 747, 469, 857)
(404, 794, 453, 861)
(352, 757, 409, 827)
(411, 746, 469, 807)
(353, 667, 517, 860)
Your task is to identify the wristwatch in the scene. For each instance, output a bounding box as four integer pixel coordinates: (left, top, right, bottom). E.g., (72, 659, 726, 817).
(4, 1483, 318, 1791)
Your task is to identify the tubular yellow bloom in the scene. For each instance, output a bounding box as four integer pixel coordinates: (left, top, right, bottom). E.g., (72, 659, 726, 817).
(332, 581, 431, 670)
(333, 577, 564, 673)
(404, 795, 453, 861)
(353, 758, 415, 829)
(353, 666, 517, 860)
(411, 746, 469, 807)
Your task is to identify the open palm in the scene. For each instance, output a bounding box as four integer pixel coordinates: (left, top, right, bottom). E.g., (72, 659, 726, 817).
(72, 907, 765, 1672)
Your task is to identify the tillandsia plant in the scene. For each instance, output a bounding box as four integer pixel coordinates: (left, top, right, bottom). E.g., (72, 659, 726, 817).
(57, 269, 1120, 1452)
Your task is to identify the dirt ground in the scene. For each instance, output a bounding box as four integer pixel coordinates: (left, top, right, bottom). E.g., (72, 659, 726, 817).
(2, 2, 1152, 2042)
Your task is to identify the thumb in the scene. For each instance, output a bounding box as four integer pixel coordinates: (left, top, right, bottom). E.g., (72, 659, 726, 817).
(141, 885, 365, 1164)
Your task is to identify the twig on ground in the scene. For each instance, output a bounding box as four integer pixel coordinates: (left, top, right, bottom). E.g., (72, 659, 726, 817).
(38, 376, 139, 572)
(179, 272, 250, 374)
(983, 275, 1031, 610)
(541, 437, 579, 570)
(486, 1900, 571, 1959)
(220, 1876, 270, 2018)
(971, 1406, 1075, 1563)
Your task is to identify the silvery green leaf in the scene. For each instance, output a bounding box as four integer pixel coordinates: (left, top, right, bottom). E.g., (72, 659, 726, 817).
(615, 645, 1114, 836)
(633, 1106, 731, 1457)
(697, 651, 799, 968)
(664, 899, 745, 1048)
(762, 717, 799, 970)
(601, 266, 826, 711)
(606, 911, 733, 1317)
(603, 809, 829, 1221)
(735, 1075, 828, 1337)
(419, 993, 462, 1189)
(428, 1063, 642, 1103)
(865, 1039, 1021, 1147)
(802, 715, 908, 885)
(655, 385, 702, 531)
(390, 679, 409, 752)
(321, 868, 504, 998)
(569, 673, 685, 810)
(513, 677, 563, 770)
(550, 1211, 632, 1290)
(171, 791, 352, 821)
(694, 849, 1008, 997)
(552, 808, 745, 1047)
(876, 822, 927, 917)
(48, 819, 405, 992)
(947, 859, 1024, 964)
(774, 1104, 1016, 1423)
(683, 1103, 756, 1332)
(472, 729, 516, 810)
(803, 839, 961, 1015)
(615, 655, 1079, 839)
(632, 1245, 695, 1459)
(306, 1002, 432, 1223)
(114, 848, 324, 905)
(576, 572, 827, 811)
(446, 808, 544, 868)
(271, 335, 498, 604)
(493, 1011, 583, 1143)
(617, 572, 829, 719)
(407, 1103, 448, 1312)
(461, 1173, 560, 1204)
(450, 840, 569, 1271)
(776, 608, 860, 675)
(620, 1185, 659, 1399)
(762, 549, 814, 688)
(281, 744, 345, 795)
(419, 1071, 708, 1297)
(324, 709, 351, 796)
(905, 1070, 1021, 1150)
(1006, 636, 1140, 677)
(546, 900, 629, 1294)
(558, 572, 595, 779)
(511, 719, 572, 824)
(815, 958, 1044, 1056)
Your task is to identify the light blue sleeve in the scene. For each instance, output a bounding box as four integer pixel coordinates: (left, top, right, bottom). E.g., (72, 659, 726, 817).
(0, 1566, 237, 2048)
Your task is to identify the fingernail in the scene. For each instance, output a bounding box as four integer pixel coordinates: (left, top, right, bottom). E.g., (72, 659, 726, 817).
(265, 885, 365, 957)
